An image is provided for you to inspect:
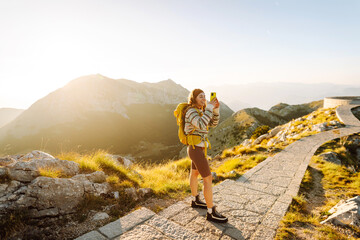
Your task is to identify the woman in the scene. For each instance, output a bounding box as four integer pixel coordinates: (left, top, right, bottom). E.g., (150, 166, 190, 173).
(184, 89, 228, 223)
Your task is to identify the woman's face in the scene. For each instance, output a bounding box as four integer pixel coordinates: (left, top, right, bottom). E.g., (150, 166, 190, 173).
(195, 92, 206, 107)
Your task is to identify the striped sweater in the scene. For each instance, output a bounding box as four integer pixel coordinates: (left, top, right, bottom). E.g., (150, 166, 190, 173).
(184, 104, 220, 148)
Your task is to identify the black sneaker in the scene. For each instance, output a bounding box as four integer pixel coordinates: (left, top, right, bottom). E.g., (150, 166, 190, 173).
(206, 205, 228, 223)
(191, 194, 207, 209)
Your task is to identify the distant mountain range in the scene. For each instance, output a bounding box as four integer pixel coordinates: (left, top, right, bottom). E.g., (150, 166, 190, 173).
(201, 82, 360, 112)
(0, 74, 233, 162)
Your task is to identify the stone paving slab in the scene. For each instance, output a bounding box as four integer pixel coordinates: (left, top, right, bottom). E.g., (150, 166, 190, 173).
(157, 201, 189, 219)
(98, 207, 155, 239)
(115, 224, 171, 240)
(76, 104, 360, 240)
(75, 230, 107, 240)
(144, 214, 203, 239)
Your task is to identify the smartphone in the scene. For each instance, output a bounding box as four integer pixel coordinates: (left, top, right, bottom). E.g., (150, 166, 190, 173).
(210, 92, 216, 101)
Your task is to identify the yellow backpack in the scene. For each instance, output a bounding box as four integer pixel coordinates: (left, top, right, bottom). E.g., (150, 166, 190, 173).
(173, 103, 211, 157)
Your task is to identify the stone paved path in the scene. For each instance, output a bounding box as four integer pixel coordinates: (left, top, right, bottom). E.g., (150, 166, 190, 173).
(76, 104, 360, 240)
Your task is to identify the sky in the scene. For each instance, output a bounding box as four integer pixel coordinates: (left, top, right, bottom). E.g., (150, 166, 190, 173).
(1, 0, 359, 109)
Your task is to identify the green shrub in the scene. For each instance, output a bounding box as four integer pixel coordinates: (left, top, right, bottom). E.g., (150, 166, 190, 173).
(251, 125, 270, 139)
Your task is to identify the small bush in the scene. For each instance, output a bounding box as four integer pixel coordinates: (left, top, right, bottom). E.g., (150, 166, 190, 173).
(251, 125, 270, 139)
(289, 194, 307, 213)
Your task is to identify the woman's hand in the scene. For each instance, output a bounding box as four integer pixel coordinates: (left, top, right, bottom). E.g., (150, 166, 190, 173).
(210, 98, 220, 109)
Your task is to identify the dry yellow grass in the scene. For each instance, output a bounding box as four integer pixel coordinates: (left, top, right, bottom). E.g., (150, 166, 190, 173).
(132, 157, 195, 198)
(214, 154, 267, 179)
(56, 149, 141, 188)
(56, 150, 196, 198)
(38, 167, 65, 178)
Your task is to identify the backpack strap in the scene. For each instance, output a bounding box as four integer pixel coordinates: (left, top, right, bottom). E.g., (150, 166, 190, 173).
(188, 128, 197, 149)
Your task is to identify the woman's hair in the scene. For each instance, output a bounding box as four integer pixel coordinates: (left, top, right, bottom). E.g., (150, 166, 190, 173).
(186, 88, 206, 111)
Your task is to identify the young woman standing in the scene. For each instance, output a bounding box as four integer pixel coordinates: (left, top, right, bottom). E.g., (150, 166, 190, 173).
(184, 89, 228, 223)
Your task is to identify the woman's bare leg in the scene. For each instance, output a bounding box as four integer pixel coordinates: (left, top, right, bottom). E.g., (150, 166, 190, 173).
(203, 174, 213, 208)
(189, 169, 200, 196)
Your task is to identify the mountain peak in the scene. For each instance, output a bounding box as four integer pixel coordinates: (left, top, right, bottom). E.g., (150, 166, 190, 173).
(65, 74, 112, 87)
(141, 78, 177, 86)
(158, 79, 176, 84)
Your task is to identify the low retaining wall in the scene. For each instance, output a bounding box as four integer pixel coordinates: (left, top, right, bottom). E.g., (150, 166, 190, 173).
(324, 96, 360, 108)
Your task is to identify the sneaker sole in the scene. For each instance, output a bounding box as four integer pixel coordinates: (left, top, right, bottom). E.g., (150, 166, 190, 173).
(206, 214, 228, 223)
(191, 201, 207, 209)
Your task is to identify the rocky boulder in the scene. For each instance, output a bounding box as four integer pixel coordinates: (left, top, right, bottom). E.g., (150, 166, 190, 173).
(0, 151, 112, 219)
(124, 187, 153, 201)
(92, 212, 110, 221)
(0, 172, 111, 218)
(321, 196, 360, 227)
(0, 156, 16, 166)
(17, 150, 56, 161)
(267, 126, 283, 138)
(6, 150, 79, 182)
(319, 152, 342, 165)
(266, 138, 277, 147)
(106, 154, 134, 168)
(311, 121, 342, 133)
(253, 133, 268, 145)
(26, 177, 85, 217)
(241, 139, 252, 147)
(71, 171, 107, 183)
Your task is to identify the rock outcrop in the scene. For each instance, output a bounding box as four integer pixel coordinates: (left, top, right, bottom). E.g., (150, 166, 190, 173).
(0, 150, 111, 218)
(321, 196, 360, 227)
(246, 109, 343, 148)
(7, 156, 79, 182)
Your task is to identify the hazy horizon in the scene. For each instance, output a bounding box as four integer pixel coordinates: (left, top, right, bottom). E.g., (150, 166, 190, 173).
(1, 0, 360, 109)
(1, 74, 359, 113)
